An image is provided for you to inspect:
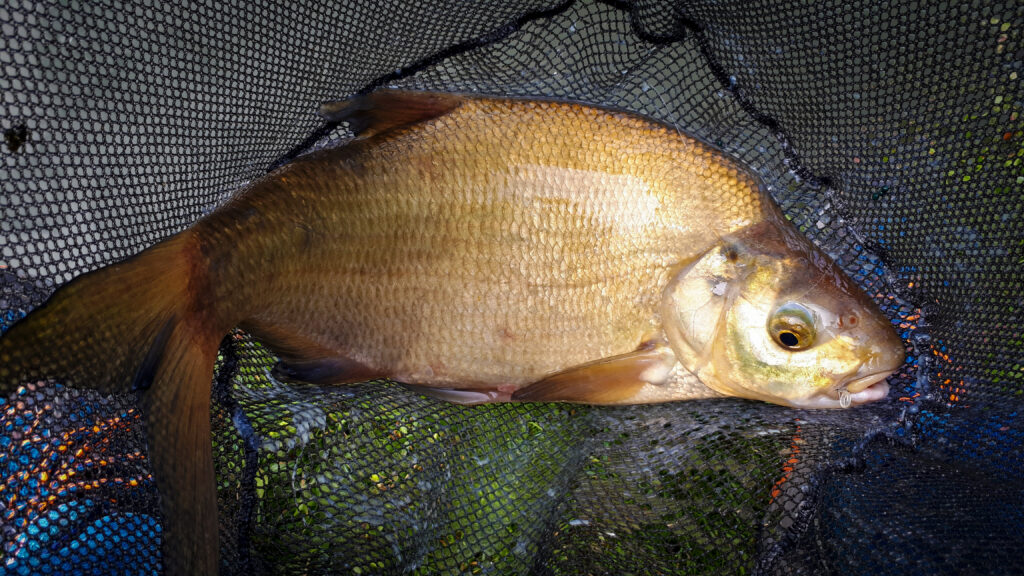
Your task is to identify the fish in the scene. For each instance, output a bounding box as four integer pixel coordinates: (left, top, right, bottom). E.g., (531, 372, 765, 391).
(0, 90, 904, 574)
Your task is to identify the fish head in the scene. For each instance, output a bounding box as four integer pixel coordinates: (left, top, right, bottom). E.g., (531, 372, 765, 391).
(662, 218, 905, 409)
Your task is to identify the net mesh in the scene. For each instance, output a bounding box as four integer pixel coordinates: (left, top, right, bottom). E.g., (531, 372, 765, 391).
(2, 0, 1022, 574)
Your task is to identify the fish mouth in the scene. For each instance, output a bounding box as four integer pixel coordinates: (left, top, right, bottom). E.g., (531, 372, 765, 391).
(786, 370, 895, 409)
(835, 370, 896, 408)
(845, 370, 896, 394)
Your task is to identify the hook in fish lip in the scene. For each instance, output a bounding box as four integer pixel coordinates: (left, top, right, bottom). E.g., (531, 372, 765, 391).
(834, 375, 892, 408)
(838, 389, 852, 409)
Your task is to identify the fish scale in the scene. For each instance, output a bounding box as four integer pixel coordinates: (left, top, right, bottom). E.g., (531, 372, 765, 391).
(199, 95, 765, 390)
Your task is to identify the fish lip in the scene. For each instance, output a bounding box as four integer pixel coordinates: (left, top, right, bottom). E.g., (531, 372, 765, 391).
(843, 379, 890, 406)
(787, 370, 896, 409)
(788, 377, 890, 409)
(844, 370, 896, 394)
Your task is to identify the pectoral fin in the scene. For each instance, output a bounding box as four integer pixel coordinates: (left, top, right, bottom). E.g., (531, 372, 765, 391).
(512, 341, 677, 405)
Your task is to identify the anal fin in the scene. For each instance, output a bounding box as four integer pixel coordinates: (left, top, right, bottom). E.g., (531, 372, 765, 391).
(512, 340, 677, 405)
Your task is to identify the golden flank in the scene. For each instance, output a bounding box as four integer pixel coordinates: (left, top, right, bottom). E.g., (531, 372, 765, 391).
(0, 91, 904, 573)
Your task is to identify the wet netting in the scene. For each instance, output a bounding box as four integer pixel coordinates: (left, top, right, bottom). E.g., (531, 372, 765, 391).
(1, 0, 1022, 574)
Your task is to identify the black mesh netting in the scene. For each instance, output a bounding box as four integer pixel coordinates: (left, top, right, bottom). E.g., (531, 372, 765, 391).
(1, 0, 1022, 574)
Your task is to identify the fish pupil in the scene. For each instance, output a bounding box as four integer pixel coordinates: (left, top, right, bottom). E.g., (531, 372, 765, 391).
(779, 331, 800, 348)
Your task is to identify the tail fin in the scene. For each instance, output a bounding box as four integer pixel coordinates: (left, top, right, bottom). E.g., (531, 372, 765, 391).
(0, 231, 224, 575)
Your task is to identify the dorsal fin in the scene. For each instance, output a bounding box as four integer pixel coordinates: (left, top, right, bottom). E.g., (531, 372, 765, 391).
(318, 90, 466, 139)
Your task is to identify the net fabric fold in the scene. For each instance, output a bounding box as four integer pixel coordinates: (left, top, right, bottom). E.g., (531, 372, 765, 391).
(1, 0, 1021, 574)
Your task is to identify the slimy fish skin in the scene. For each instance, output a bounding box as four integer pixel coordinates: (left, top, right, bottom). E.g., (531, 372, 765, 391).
(0, 91, 904, 574)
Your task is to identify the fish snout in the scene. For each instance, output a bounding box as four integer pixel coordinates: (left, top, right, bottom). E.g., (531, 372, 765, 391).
(838, 356, 899, 407)
(831, 327, 902, 404)
(843, 307, 905, 373)
(844, 333, 903, 391)
(856, 339, 904, 373)
(865, 324, 906, 375)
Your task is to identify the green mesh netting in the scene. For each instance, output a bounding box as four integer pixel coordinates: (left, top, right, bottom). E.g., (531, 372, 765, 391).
(2, 0, 1022, 574)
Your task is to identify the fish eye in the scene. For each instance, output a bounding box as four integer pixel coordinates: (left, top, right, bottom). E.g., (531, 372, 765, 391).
(769, 302, 816, 351)
(778, 331, 800, 347)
